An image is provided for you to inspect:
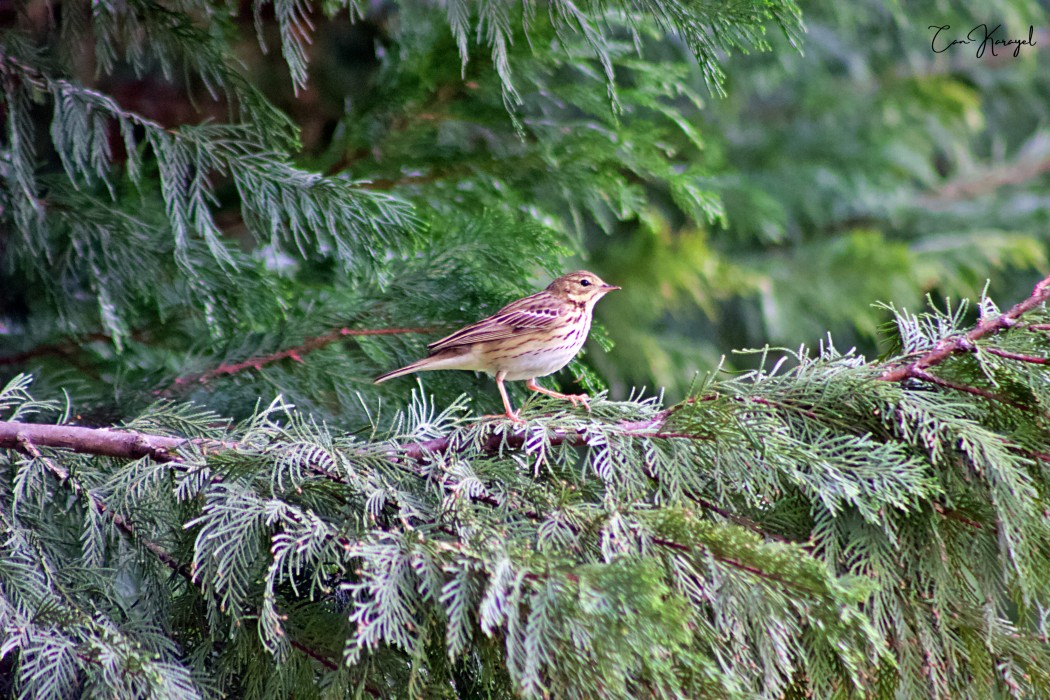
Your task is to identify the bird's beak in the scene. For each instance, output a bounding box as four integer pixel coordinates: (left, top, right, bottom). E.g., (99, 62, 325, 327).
(602, 284, 621, 291)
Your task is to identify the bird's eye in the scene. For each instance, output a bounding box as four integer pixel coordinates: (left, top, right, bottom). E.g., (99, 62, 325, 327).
(579, 279, 592, 287)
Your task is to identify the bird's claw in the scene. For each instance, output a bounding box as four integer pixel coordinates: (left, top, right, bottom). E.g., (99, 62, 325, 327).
(565, 393, 591, 411)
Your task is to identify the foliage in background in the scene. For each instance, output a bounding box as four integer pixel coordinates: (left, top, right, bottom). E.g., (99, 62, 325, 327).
(593, 1, 1050, 395)
(4, 0, 1050, 698)
(250, 0, 1050, 399)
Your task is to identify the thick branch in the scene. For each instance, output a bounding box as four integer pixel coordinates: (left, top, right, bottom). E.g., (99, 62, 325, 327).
(880, 275, 1050, 382)
(0, 421, 187, 462)
(0, 414, 680, 466)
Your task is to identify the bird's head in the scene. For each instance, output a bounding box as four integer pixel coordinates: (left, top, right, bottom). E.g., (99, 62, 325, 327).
(547, 270, 620, 305)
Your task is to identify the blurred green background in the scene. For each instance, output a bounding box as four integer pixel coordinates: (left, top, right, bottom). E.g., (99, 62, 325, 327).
(267, 0, 1050, 399)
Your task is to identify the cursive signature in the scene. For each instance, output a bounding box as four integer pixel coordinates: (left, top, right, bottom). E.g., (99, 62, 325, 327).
(929, 24, 1037, 58)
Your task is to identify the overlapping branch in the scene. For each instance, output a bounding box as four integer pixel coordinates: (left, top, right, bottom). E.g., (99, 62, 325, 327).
(879, 275, 1050, 386)
(0, 332, 114, 366)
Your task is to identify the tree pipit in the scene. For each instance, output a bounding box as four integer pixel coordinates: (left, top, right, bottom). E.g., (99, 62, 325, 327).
(375, 271, 619, 421)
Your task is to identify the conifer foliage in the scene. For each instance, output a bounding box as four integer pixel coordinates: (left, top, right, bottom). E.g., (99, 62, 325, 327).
(3, 1, 1050, 698)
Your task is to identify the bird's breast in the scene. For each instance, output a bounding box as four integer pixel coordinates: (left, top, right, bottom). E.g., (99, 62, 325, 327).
(482, 312, 592, 381)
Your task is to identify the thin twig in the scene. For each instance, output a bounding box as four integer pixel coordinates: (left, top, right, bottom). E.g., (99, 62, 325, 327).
(983, 347, 1050, 364)
(650, 536, 820, 592)
(14, 435, 191, 578)
(910, 369, 1032, 412)
(932, 503, 983, 530)
(290, 640, 339, 672)
(164, 326, 434, 392)
(689, 495, 794, 544)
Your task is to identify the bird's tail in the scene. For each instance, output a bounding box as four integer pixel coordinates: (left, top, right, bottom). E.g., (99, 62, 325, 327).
(374, 359, 428, 384)
(374, 355, 457, 384)
(375, 347, 476, 384)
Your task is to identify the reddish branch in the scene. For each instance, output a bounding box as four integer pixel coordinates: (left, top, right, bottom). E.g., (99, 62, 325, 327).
(984, 347, 1050, 364)
(908, 369, 1032, 413)
(879, 275, 1050, 384)
(165, 326, 432, 391)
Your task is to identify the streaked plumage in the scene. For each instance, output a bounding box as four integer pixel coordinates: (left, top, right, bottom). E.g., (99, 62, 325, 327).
(375, 271, 619, 420)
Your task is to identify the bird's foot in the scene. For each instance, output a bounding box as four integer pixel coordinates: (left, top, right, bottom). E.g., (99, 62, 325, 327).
(561, 393, 591, 411)
(526, 380, 590, 411)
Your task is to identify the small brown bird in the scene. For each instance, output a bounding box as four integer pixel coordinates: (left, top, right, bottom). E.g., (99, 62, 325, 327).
(375, 271, 620, 421)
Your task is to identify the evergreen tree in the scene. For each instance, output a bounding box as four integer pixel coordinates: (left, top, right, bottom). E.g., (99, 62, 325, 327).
(3, 1, 1050, 698)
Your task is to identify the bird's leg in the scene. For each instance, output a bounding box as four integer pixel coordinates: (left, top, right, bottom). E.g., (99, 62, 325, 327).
(495, 371, 523, 422)
(526, 379, 590, 411)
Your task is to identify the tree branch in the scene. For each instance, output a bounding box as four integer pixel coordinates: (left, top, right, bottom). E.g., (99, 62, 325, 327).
(0, 421, 187, 462)
(919, 154, 1050, 206)
(908, 369, 1032, 412)
(880, 275, 1050, 383)
(164, 326, 434, 392)
(15, 435, 191, 578)
(983, 347, 1050, 364)
(397, 412, 675, 461)
(0, 414, 815, 597)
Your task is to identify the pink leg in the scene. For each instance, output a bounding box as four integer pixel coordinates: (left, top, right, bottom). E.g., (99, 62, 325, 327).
(525, 379, 590, 411)
(495, 371, 523, 422)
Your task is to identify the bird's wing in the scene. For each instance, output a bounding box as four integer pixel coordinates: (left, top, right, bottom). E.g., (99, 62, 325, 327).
(427, 292, 563, 353)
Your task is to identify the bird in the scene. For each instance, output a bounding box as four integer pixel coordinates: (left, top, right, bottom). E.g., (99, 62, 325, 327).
(374, 270, 620, 421)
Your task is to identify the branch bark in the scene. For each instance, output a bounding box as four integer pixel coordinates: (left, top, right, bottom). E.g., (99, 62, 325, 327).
(0, 421, 187, 462)
(879, 275, 1050, 383)
(397, 412, 673, 461)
